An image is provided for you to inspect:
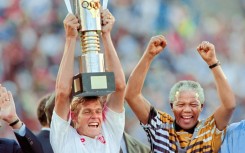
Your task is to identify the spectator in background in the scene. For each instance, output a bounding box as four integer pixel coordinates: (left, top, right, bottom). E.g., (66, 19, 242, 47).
(125, 36, 236, 152)
(50, 9, 125, 153)
(36, 93, 54, 153)
(44, 93, 55, 130)
(0, 84, 44, 153)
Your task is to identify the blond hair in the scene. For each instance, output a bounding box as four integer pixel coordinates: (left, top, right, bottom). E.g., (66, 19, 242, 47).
(71, 96, 103, 115)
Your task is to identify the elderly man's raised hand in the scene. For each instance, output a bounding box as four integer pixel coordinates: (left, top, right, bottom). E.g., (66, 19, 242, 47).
(145, 35, 167, 58)
(197, 41, 218, 65)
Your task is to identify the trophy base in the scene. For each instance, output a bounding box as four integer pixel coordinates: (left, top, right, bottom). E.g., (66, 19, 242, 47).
(72, 72, 115, 97)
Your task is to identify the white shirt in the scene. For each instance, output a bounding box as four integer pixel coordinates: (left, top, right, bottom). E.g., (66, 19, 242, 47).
(50, 106, 125, 153)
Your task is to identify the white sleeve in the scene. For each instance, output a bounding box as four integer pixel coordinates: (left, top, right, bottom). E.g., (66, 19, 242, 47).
(103, 106, 125, 150)
(50, 111, 73, 153)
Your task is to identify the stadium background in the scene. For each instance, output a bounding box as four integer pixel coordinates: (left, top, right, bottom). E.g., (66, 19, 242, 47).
(0, 0, 245, 145)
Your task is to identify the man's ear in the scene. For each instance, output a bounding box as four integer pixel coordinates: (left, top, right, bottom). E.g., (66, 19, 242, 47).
(200, 104, 204, 111)
(70, 111, 77, 128)
(71, 111, 77, 121)
(170, 103, 173, 109)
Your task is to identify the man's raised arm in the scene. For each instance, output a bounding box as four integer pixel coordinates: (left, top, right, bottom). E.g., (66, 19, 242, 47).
(196, 41, 236, 130)
(55, 14, 79, 120)
(125, 35, 167, 124)
(101, 9, 126, 113)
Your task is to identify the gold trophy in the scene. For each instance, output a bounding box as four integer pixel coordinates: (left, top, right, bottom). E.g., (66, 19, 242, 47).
(72, 0, 115, 97)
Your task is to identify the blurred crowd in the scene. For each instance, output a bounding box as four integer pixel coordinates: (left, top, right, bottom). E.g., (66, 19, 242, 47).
(1, 0, 245, 145)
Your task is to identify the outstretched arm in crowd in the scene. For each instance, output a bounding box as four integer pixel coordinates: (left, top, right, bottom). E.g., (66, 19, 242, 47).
(125, 35, 167, 124)
(197, 41, 236, 130)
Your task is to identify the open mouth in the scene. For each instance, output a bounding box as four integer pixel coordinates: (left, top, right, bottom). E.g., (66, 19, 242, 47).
(88, 122, 99, 128)
(181, 116, 193, 122)
(182, 116, 192, 119)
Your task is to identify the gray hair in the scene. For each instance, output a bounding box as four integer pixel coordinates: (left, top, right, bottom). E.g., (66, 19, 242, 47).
(169, 80, 205, 104)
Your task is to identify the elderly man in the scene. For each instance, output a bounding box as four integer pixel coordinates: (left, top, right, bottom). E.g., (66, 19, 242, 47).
(50, 9, 125, 153)
(125, 36, 236, 152)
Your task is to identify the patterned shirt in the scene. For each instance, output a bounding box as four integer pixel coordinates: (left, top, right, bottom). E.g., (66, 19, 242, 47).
(141, 107, 226, 153)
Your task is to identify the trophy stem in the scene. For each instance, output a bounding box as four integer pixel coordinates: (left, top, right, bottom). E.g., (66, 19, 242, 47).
(81, 31, 100, 54)
(79, 31, 105, 73)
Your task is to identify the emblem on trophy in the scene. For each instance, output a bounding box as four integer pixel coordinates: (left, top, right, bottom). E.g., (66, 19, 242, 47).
(70, 0, 115, 97)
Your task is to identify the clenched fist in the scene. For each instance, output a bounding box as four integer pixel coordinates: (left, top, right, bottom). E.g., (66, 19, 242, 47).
(63, 13, 80, 38)
(197, 41, 218, 65)
(145, 35, 167, 57)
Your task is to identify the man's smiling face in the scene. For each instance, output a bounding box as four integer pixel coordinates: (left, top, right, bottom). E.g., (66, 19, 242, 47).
(73, 99, 103, 138)
(172, 90, 203, 130)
